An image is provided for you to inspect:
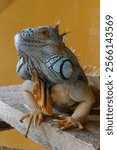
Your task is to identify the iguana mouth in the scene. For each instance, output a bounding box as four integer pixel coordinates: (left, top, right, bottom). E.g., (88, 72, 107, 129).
(22, 40, 48, 48)
(22, 40, 41, 45)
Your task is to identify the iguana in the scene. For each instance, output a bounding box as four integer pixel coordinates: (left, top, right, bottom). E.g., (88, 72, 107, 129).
(14, 23, 96, 137)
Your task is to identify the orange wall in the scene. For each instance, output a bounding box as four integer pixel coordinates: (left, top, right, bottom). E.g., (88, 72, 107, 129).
(0, 129, 47, 150)
(0, 0, 100, 86)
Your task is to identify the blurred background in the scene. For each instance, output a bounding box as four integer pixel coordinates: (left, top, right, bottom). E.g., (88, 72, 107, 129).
(0, 0, 99, 149)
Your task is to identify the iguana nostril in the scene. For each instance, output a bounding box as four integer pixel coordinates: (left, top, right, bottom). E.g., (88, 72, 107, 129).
(22, 32, 27, 37)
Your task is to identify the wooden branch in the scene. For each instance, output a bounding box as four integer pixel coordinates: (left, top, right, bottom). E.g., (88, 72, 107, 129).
(0, 76, 100, 150)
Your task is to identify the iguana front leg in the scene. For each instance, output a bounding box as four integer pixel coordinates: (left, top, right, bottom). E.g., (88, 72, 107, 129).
(20, 73, 53, 137)
(20, 90, 44, 137)
(20, 71, 45, 136)
(54, 81, 95, 130)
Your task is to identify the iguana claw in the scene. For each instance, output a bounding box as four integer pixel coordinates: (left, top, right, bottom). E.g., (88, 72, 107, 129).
(20, 110, 43, 138)
(54, 115, 84, 130)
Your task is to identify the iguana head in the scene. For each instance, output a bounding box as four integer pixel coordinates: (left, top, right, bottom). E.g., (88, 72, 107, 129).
(14, 23, 73, 84)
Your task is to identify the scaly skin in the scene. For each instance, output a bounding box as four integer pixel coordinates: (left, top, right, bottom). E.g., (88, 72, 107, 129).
(14, 23, 95, 137)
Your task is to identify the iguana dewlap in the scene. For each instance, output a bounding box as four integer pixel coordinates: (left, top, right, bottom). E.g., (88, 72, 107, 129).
(14, 23, 95, 137)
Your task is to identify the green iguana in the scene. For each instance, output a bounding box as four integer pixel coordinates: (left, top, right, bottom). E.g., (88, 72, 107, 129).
(14, 23, 97, 137)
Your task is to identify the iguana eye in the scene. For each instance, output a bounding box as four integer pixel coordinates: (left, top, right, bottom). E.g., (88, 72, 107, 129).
(41, 30, 49, 36)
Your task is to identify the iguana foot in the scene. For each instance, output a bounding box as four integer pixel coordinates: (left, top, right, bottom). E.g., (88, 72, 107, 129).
(54, 115, 84, 130)
(20, 109, 44, 137)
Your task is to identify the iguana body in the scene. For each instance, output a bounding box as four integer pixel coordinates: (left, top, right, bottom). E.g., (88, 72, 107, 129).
(14, 23, 95, 137)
